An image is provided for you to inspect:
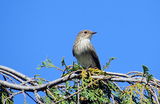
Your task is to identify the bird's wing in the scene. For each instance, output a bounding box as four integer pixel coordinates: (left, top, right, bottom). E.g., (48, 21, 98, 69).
(89, 48, 101, 70)
(72, 46, 75, 56)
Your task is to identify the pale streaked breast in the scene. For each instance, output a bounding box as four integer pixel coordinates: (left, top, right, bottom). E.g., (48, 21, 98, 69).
(74, 39, 92, 55)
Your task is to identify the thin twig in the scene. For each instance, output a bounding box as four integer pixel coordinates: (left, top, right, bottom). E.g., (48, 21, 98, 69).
(77, 79, 80, 104)
(1, 72, 16, 84)
(111, 94, 115, 104)
(55, 79, 100, 104)
(34, 90, 44, 104)
(147, 84, 160, 104)
(24, 92, 38, 103)
(3, 91, 23, 104)
(127, 71, 143, 75)
(0, 70, 24, 83)
(46, 89, 56, 102)
(23, 91, 27, 104)
(0, 65, 32, 81)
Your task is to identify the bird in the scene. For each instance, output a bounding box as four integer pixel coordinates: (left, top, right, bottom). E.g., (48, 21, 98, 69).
(72, 30, 101, 70)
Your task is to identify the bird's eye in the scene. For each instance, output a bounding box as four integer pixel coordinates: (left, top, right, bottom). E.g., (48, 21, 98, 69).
(84, 31, 87, 34)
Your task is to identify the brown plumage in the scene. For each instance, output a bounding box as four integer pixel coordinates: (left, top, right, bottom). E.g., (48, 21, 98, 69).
(72, 30, 101, 69)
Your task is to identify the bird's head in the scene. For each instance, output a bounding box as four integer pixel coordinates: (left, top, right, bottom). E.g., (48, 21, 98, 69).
(77, 30, 97, 40)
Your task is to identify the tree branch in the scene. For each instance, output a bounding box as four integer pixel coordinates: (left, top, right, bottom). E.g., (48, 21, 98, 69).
(0, 65, 159, 104)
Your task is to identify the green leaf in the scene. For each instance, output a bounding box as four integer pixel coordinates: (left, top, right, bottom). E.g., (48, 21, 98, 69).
(104, 57, 116, 69)
(147, 74, 153, 82)
(142, 65, 149, 75)
(61, 57, 66, 67)
(142, 65, 153, 83)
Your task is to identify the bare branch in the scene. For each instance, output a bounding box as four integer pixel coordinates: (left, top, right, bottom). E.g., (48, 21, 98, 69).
(0, 73, 80, 91)
(34, 90, 44, 104)
(0, 65, 159, 104)
(0, 65, 32, 81)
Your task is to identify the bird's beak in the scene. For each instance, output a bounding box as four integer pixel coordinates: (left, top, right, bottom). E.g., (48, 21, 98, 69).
(92, 32, 97, 35)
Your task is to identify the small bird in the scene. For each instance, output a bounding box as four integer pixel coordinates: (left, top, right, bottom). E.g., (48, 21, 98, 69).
(72, 30, 101, 69)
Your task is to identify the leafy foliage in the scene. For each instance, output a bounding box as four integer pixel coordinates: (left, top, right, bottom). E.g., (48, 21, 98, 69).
(0, 86, 13, 104)
(36, 58, 159, 104)
(0, 58, 159, 104)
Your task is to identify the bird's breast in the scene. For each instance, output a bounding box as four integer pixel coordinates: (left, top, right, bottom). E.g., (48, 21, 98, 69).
(74, 39, 91, 55)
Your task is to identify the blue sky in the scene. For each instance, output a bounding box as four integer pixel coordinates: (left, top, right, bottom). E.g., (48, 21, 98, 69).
(0, 0, 160, 103)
